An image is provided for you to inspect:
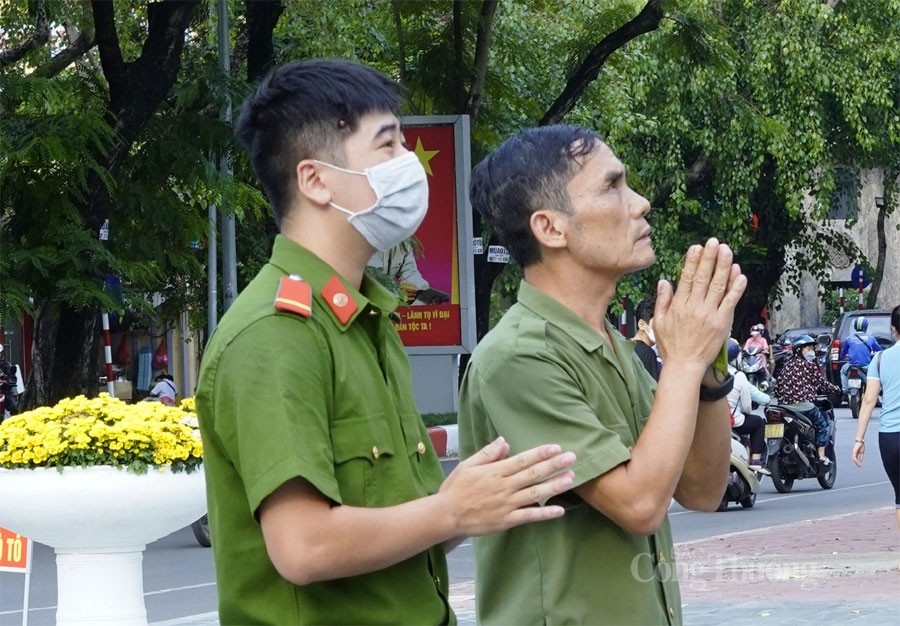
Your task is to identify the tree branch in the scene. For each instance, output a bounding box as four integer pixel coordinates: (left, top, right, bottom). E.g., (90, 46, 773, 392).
(651, 153, 714, 208)
(392, 0, 408, 87)
(539, 0, 664, 126)
(91, 0, 125, 94)
(246, 0, 284, 82)
(0, 0, 51, 68)
(451, 0, 465, 110)
(464, 0, 498, 123)
(32, 24, 96, 79)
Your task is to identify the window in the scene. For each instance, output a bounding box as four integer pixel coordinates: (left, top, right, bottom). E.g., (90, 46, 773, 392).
(826, 169, 858, 220)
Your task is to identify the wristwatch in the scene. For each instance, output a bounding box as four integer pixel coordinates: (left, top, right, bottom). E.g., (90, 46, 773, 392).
(699, 374, 735, 402)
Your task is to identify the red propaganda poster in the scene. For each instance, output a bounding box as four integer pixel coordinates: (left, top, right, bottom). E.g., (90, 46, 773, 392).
(367, 117, 475, 350)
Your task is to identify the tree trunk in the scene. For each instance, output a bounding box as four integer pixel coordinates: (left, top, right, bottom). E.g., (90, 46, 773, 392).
(866, 199, 887, 309)
(24, 1, 202, 407)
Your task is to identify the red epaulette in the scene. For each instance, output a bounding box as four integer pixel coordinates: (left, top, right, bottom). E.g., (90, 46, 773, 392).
(274, 275, 312, 318)
(321, 275, 358, 325)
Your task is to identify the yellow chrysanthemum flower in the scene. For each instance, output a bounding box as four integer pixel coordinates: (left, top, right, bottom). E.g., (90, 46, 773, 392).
(0, 394, 202, 474)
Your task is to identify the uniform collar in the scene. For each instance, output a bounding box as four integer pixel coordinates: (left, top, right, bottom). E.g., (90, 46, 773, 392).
(269, 235, 399, 329)
(515, 279, 618, 353)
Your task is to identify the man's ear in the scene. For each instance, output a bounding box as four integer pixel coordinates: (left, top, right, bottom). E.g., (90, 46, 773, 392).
(529, 209, 567, 250)
(296, 160, 332, 206)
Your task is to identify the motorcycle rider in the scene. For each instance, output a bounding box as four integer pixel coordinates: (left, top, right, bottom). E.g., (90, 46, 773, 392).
(742, 323, 773, 386)
(726, 339, 771, 474)
(840, 316, 882, 396)
(0, 344, 20, 417)
(774, 335, 841, 467)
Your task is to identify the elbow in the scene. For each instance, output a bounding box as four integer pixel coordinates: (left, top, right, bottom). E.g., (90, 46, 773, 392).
(674, 476, 729, 512)
(267, 541, 331, 587)
(615, 497, 670, 536)
(677, 491, 724, 513)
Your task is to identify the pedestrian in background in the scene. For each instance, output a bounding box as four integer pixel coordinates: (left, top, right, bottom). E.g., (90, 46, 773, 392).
(852, 304, 900, 554)
(459, 124, 746, 625)
(195, 58, 575, 625)
(631, 297, 661, 381)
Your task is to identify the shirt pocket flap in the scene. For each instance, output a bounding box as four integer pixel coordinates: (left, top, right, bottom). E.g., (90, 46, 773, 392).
(332, 416, 396, 464)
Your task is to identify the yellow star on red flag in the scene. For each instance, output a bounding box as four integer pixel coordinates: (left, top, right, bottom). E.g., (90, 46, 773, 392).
(413, 137, 440, 176)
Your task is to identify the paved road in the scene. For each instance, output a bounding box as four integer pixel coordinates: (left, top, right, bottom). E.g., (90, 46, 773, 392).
(1, 407, 896, 625)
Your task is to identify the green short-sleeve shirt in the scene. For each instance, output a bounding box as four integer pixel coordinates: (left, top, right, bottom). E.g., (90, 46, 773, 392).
(197, 235, 452, 625)
(459, 280, 682, 625)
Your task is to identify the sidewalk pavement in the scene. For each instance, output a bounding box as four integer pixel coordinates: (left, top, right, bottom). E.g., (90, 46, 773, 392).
(154, 507, 899, 626)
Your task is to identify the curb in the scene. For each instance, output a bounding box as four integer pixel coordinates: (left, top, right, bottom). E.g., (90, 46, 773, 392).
(427, 424, 459, 458)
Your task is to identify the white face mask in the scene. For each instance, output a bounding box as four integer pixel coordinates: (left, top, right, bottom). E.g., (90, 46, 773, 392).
(315, 152, 429, 251)
(803, 349, 816, 362)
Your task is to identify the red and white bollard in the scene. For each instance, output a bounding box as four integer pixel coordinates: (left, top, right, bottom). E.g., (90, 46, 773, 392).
(101, 313, 115, 397)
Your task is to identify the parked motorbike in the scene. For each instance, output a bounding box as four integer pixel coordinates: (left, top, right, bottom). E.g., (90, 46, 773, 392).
(764, 397, 837, 493)
(717, 433, 760, 511)
(738, 347, 771, 392)
(846, 364, 866, 420)
(191, 515, 211, 547)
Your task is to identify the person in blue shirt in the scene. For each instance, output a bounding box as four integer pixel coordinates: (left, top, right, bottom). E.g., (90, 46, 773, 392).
(852, 305, 900, 551)
(840, 316, 883, 394)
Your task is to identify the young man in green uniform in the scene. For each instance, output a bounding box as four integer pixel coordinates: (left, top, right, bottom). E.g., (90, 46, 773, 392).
(459, 125, 747, 625)
(195, 59, 577, 625)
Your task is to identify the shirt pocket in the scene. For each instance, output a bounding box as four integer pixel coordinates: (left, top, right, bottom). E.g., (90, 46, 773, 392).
(331, 415, 397, 507)
(398, 413, 444, 494)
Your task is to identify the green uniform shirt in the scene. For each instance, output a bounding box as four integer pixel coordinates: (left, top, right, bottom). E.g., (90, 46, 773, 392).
(197, 235, 452, 625)
(459, 280, 682, 625)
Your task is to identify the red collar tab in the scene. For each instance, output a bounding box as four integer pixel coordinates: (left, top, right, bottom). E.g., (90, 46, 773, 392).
(322, 275, 358, 325)
(274, 275, 312, 318)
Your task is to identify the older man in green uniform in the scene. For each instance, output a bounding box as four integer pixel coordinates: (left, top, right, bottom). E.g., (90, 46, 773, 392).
(459, 125, 747, 624)
(196, 59, 577, 625)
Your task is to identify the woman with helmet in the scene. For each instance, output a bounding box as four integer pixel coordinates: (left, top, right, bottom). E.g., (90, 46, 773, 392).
(743, 323, 773, 378)
(775, 335, 842, 466)
(726, 339, 771, 472)
(839, 316, 882, 396)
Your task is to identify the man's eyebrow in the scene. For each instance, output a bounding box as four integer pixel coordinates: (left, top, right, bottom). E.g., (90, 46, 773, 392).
(372, 122, 399, 142)
(603, 166, 625, 187)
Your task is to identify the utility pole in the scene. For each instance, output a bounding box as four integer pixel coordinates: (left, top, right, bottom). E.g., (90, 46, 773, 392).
(218, 0, 237, 312)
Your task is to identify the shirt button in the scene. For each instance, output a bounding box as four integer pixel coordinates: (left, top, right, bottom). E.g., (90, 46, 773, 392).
(434, 576, 441, 587)
(417, 441, 426, 454)
(668, 606, 675, 618)
(369, 309, 378, 316)
(658, 551, 666, 563)
(372, 446, 380, 459)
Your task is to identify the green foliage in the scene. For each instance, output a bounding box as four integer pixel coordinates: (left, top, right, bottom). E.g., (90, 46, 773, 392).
(421, 411, 457, 427)
(2, 0, 898, 377)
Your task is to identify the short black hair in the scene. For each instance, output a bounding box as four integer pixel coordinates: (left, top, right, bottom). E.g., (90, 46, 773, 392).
(470, 125, 602, 267)
(635, 298, 656, 324)
(235, 59, 402, 227)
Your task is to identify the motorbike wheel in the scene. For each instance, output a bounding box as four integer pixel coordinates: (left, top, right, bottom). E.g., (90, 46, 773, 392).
(827, 391, 843, 408)
(768, 454, 794, 493)
(817, 448, 837, 490)
(849, 392, 860, 420)
(740, 491, 757, 508)
(191, 515, 211, 547)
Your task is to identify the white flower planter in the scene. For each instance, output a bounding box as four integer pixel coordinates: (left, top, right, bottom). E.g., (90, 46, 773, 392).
(0, 465, 206, 626)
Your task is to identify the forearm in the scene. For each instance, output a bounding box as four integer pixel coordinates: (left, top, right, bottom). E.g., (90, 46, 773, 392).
(854, 381, 880, 441)
(674, 396, 731, 510)
(261, 481, 455, 586)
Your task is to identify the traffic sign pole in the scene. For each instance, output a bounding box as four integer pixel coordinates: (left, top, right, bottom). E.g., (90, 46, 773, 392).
(0, 526, 33, 626)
